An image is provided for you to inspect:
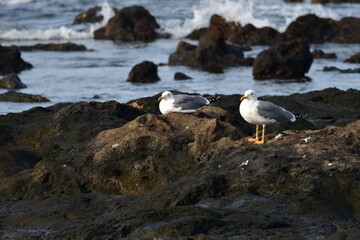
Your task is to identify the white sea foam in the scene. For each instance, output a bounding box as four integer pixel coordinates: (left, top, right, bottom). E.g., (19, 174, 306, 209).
(0, 1, 114, 41)
(164, 0, 270, 38)
(163, 0, 355, 38)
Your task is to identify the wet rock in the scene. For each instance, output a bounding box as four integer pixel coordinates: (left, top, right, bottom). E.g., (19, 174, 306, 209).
(345, 52, 360, 63)
(312, 49, 337, 59)
(252, 40, 313, 80)
(19, 42, 87, 51)
(174, 72, 192, 80)
(228, 23, 283, 46)
(94, 5, 160, 42)
(73, 5, 104, 24)
(0, 45, 33, 75)
(323, 66, 360, 73)
(0, 88, 360, 239)
(0, 73, 27, 89)
(284, 14, 335, 43)
(186, 14, 282, 46)
(169, 31, 253, 73)
(127, 61, 160, 83)
(285, 14, 360, 43)
(0, 91, 49, 102)
(0, 149, 40, 177)
(312, 0, 360, 3)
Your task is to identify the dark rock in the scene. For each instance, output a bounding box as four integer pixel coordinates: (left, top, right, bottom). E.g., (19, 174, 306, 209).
(0, 88, 360, 239)
(0, 91, 49, 102)
(228, 23, 283, 46)
(169, 31, 252, 73)
(0, 148, 40, 177)
(186, 14, 282, 46)
(284, 14, 335, 43)
(73, 5, 104, 24)
(0, 73, 27, 89)
(19, 42, 87, 51)
(323, 66, 360, 73)
(331, 17, 360, 43)
(345, 52, 360, 63)
(174, 72, 192, 80)
(0, 45, 33, 75)
(94, 5, 160, 42)
(312, 0, 360, 3)
(127, 61, 160, 83)
(252, 40, 313, 80)
(312, 49, 337, 59)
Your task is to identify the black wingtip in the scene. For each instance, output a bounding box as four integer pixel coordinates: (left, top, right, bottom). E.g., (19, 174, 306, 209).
(208, 96, 221, 103)
(295, 113, 307, 119)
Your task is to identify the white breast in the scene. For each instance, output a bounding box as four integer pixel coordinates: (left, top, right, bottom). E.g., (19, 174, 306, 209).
(239, 99, 276, 125)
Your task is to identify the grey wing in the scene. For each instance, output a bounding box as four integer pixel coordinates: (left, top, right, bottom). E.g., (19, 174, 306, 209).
(256, 101, 295, 122)
(173, 95, 210, 110)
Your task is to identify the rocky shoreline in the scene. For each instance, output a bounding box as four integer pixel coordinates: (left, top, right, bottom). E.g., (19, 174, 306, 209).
(0, 88, 359, 239)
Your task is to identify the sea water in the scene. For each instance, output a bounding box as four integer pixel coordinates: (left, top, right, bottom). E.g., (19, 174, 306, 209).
(0, 0, 359, 114)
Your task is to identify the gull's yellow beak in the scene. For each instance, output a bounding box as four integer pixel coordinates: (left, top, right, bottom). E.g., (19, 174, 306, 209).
(158, 96, 164, 101)
(241, 96, 247, 101)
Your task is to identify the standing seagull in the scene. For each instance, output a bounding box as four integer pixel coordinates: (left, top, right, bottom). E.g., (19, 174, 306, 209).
(239, 89, 295, 144)
(158, 91, 210, 114)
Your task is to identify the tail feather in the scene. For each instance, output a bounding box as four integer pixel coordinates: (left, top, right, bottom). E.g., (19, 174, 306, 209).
(294, 113, 307, 119)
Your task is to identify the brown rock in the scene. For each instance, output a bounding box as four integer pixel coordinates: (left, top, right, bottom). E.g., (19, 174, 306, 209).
(19, 42, 87, 51)
(73, 5, 104, 24)
(174, 72, 192, 80)
(169, 31, 252, 73)
(312, 49, 337, 59)
(0, 91, 49, 102)
(127, 61, 160, 83)
(0, 73, 27, 89)
(0, 45, 33, 74)
(252, 40, 313, 80)
(345, 52, 360, 63)
(94, 5, 160, 42)
(229, 24, 283, 46)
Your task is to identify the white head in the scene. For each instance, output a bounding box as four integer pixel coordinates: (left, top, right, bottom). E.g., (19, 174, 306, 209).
(241, 89, 257, 101)
(158, 91, 174, 101)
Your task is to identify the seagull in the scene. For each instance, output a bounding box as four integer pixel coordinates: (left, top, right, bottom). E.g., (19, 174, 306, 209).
(239, 89, 295, 144)
(158, 90, 210, 114)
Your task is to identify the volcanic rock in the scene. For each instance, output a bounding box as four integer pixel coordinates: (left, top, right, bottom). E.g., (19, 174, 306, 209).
(94, 5, 160, 42)
(19, 42, 87, 51)
(312, 49, 337, 59)
(0, 45, 33, 75)
(323, 66, 360, 73)
(169, 31, 253, 73)
(0, 73, 27, 89)
(0, 91, 49, 102)
(252, 40, 313, 80)
(174, 72, 192, 80)
(127, 61, 160, 83)
(345, 52, 360, 63)
(73, 5, 104, 24)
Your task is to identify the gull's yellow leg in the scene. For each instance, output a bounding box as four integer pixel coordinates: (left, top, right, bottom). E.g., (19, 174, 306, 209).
(255, 125, 265, 144)
(248, 125, 259, 142)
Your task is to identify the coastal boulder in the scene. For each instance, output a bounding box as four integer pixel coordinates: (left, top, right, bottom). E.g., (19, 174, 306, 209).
(345, 52, 360, 63)
(331, 17, 360, 43)
(312, 49, 337, 59)
(73, 5, 104, 24)
(18, 42, 87, 51)
(127, 61, 160, 83)
(284, 14, 335, 43)
(0, 73, 27, 89)
(0, 91, 49, 102)
(252, 40, 313, 80)
(174, 72, 192, 80)
(0, 45, 33, 75)
(169, 31, 253, 73)
(94, 5, 160, 42)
